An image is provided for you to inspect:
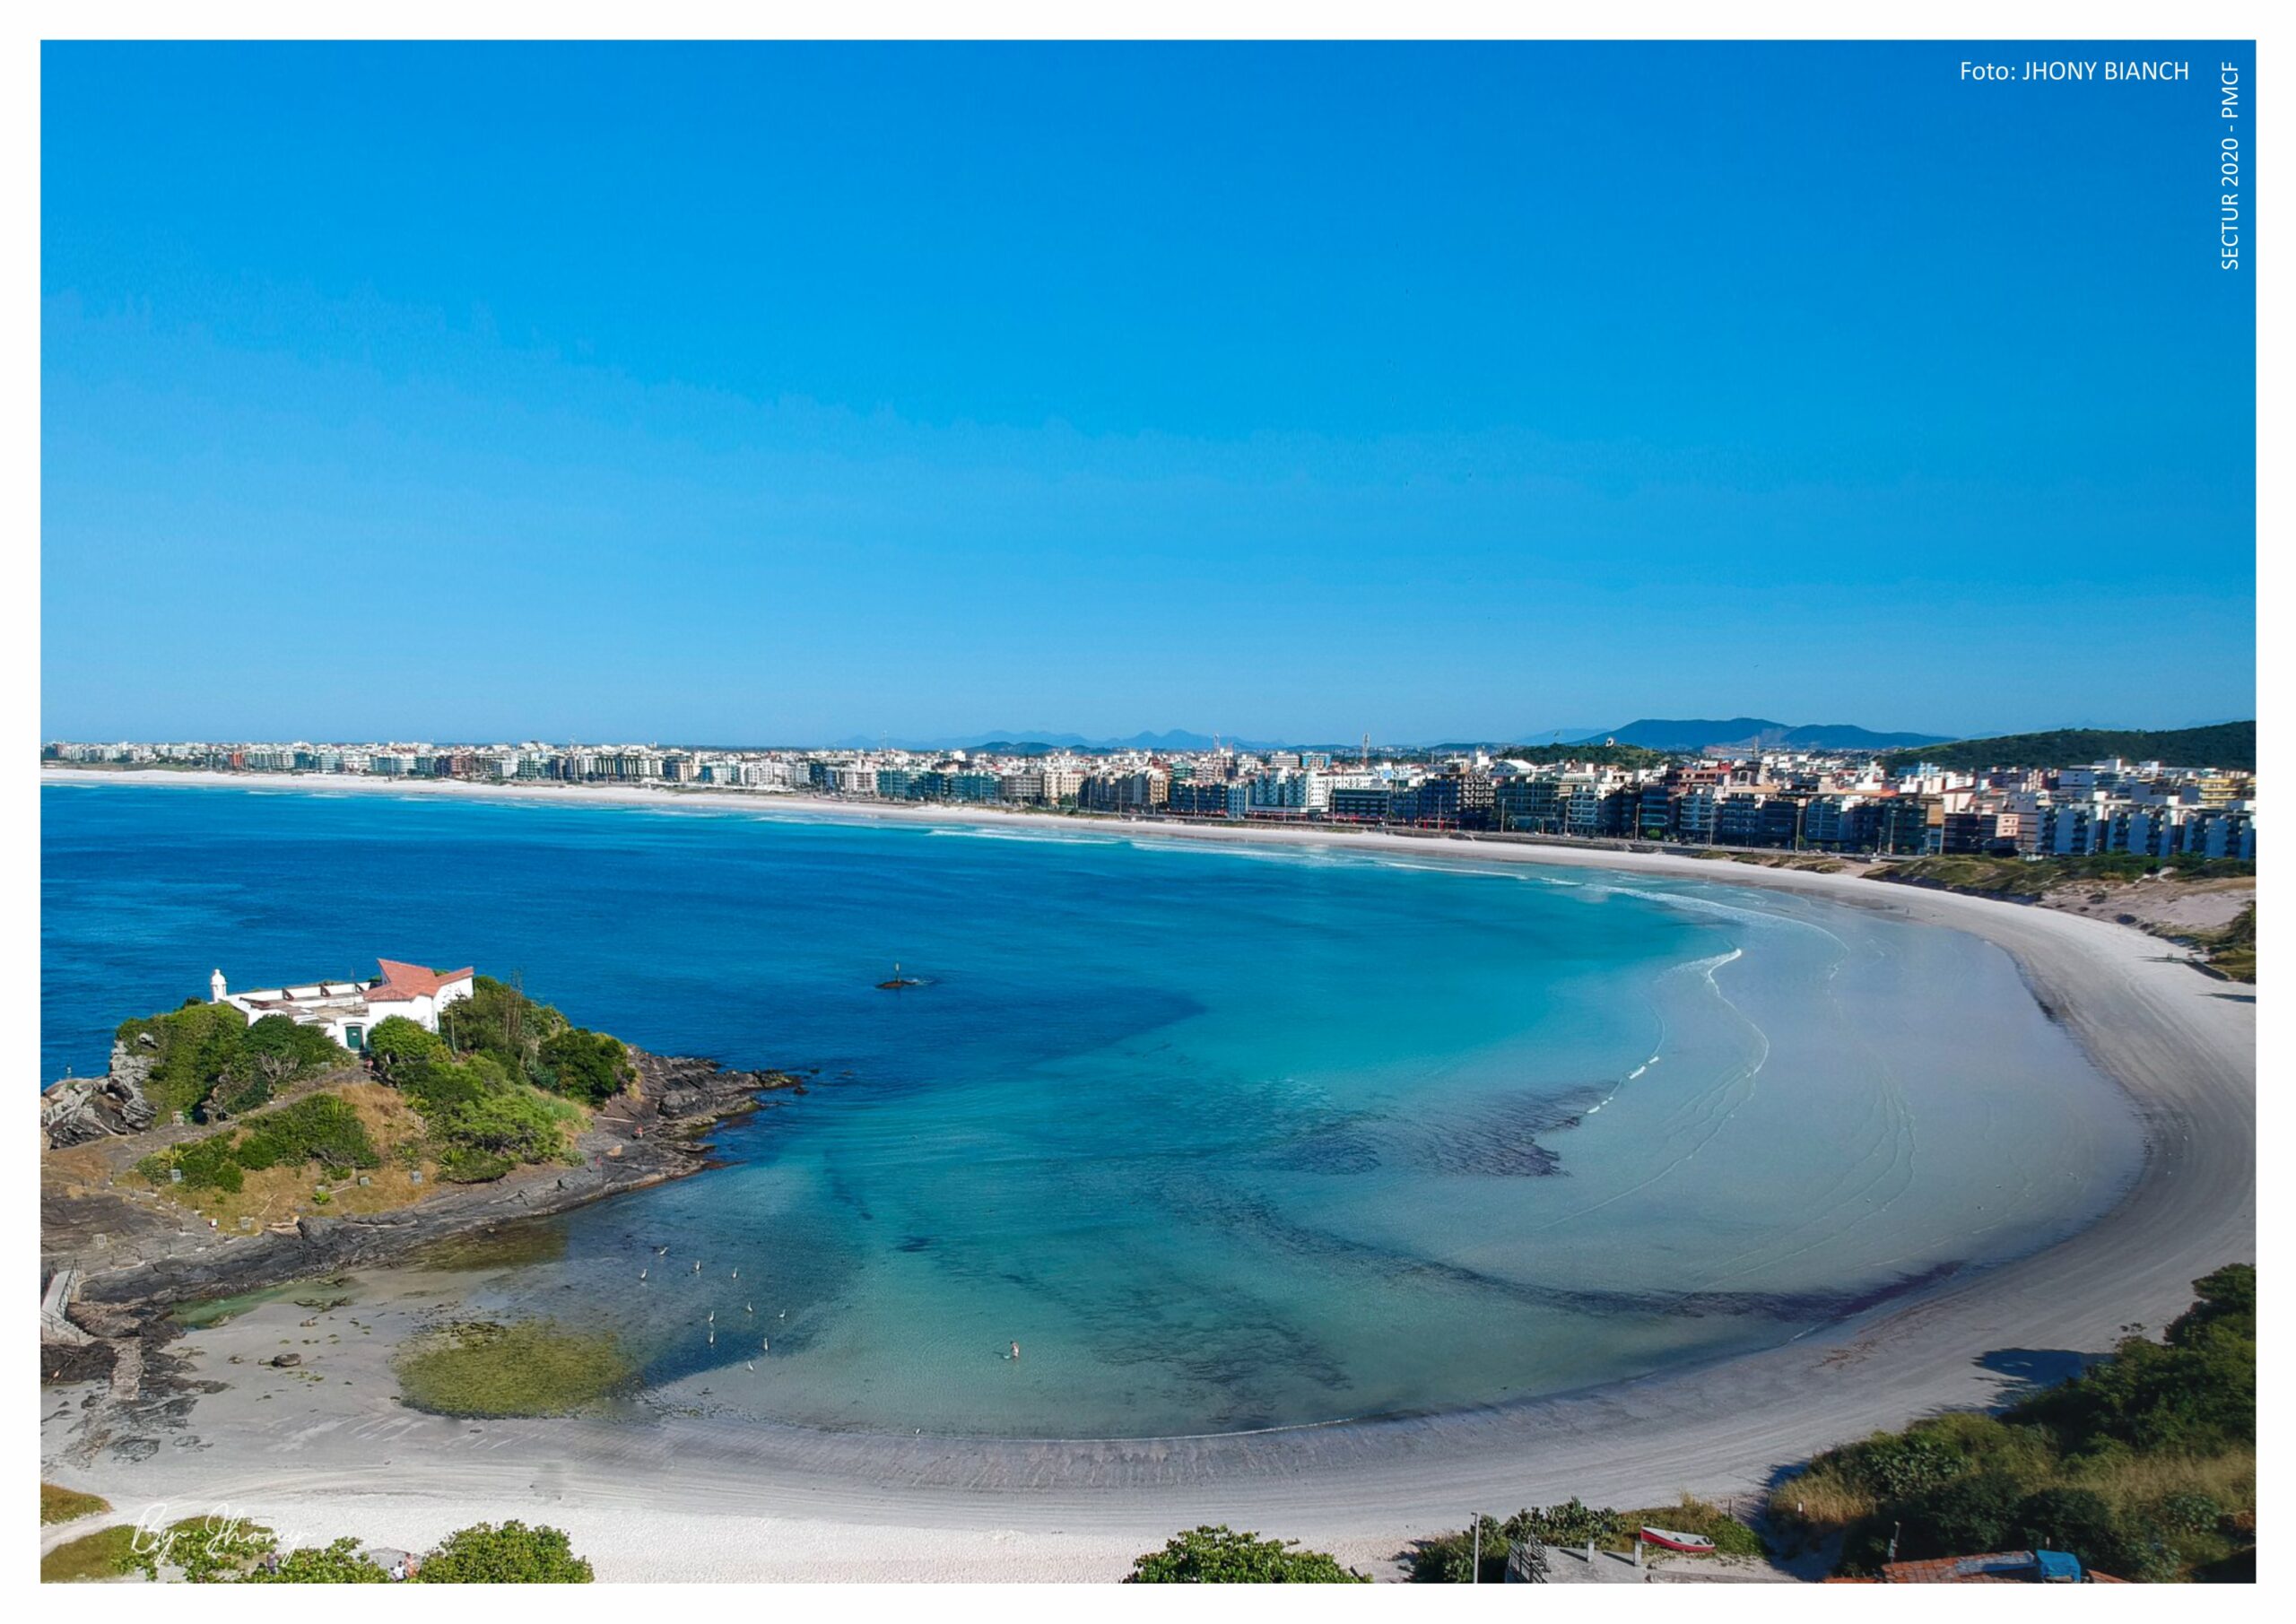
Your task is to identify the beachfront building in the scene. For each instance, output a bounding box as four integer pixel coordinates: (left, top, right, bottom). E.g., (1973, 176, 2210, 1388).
(211, 958, 475, 1054)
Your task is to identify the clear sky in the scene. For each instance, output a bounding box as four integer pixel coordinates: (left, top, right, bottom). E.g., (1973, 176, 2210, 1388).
(42, 41, 2256, 745)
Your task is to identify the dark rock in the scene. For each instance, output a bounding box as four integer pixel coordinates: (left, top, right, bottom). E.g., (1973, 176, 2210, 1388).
(267, 1352, 301, 1368)
(40, 1056, 159, 1148)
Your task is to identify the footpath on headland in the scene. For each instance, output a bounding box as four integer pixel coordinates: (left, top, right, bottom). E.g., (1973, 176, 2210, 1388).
(37, 768, 2255, 1582)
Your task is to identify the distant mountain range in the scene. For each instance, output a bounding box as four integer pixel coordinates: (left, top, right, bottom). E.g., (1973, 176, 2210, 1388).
(1562, 717, 1954, 753)
(824, 718, 1956, 755)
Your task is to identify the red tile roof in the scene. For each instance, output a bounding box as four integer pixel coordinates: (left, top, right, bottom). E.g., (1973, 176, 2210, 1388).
(368, 959, 475, 1003)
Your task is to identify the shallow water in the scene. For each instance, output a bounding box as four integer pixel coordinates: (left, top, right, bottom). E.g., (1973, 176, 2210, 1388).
(43, 782, 2144, 1436)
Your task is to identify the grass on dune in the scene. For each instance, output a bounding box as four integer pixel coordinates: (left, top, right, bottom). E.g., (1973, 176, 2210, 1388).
(41, 1482, 111, 1525)
(41, 1524, 138, 1582)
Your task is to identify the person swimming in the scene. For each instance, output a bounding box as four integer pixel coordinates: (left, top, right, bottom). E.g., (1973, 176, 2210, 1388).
(1009, 1341, 1021, 1361)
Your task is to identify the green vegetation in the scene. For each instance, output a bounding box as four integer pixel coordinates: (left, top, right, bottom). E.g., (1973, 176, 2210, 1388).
(134, 1516, 278, 1583)
(39, 1523, 140, 1582)
(367, 980, 625, 1179)
(395, 1318, 635, 1417)
(45, 1517, 592, 1585)
(438, 974, 569, 1080)
(1126, 1524, 1368, 1583)
(1407, 1497, 1762, 1581)
(112, 1000, 351, 1120)
(240, 1538, 389, 1583)
(1883, 852, 2254, 899)
(1878, 721, 2255, 774)
(366, 1013, 448, 1080)
(231, 1092, 380, 1173)
(536, 1026, 633, 1104)
(40, 1482, 109, 1524)
(422, 1087, 581, 1182)
(413, 1521, 595, 1583)
(137, 1090, 380, 1193)
(113, 996, 349, 1125)
(2188, 903, 2256, 983)
(106, 977, 610, 1213)
(114, 1001, 249, 1118)
(216, 1014, 348, 1114)
(1779, 1265, 2256, 1581)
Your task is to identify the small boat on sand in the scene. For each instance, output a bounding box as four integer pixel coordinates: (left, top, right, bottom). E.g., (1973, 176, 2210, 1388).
(1639, 1527, 1717, 1555)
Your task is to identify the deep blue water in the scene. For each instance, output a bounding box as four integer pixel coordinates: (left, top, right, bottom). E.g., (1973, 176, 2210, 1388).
(40, 781, 2145, 1436)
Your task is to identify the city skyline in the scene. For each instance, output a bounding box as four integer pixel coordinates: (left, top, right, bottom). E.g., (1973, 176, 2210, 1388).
(42, 42, 2257, 743)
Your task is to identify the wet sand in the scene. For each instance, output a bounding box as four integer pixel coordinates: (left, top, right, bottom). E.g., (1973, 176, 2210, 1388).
(39, 768, 2255, 1580)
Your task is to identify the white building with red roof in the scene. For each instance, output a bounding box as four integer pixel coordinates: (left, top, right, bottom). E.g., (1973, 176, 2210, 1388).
(209, 958, 475, 1055)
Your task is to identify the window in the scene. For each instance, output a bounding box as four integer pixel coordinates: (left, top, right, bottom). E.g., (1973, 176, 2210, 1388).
(345, 1025, 364, 1052)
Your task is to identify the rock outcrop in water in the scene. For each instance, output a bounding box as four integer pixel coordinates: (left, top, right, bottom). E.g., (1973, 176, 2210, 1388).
(43, 1047, 801, 1340)
(40, 1039, 160, 1148)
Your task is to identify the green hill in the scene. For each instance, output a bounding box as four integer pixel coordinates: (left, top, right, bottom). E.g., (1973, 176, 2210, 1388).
(1880, 721, 2254, 775)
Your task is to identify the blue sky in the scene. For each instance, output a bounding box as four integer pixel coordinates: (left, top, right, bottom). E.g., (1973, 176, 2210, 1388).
(42, 41, 2256, 745)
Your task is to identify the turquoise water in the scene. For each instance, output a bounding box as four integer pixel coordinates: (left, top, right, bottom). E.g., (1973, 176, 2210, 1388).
(41, 782, 2144, 1436)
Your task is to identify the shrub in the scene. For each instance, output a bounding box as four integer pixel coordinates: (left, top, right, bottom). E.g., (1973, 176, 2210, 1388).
(399, 1058, 491, 1114)
(2152, 1492, 2222, 1535)
(118, 1515, 276, 1582)
(2012, 1264, 2255, 1456)
(137, 1091, 378, 1194)
(139, 1134, 246, 1194)
(413, 1520, 593, 1584)
(116, 1001, 248, 1118)
(241, 1537, 390, 1583)
(367, 1014, 448, 1081)
(1512, 1497, 1626, 1548)
(428, 1088, 568, 1163)
(1818, 1267, 2255, 1580)
(1126, 1524, 1367, 1583)
(537, 1027, 631, 1105)
(439, 975, 569, 1079)
(217, 1014, 345, 1108)
(237, 1092, 379, 1172)
(1847, 1428, 1968, 1499)
(1407, 1516, 1509, 1583)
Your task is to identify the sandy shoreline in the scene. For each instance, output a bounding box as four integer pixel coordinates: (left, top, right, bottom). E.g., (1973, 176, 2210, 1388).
(39, 767, 2255, 1580)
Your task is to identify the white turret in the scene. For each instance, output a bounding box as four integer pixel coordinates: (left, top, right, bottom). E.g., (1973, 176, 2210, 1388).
(210, 968, 227, 1003)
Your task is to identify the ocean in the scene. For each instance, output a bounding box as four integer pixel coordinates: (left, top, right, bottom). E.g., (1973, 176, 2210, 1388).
(40, 780, 2144, 1437)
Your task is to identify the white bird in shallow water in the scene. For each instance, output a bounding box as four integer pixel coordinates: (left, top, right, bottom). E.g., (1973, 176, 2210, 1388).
(656, 1246, 668, 1255)
(745, 1361, 754, 1370)
(744, 1303, 753, 1315)
(731, 1268, 739, 1280)
(693, 1260, 702, 1272)
(761, 1338, 769, 1352)
(639, 1269, 648, 1281)
(707, 1311, 715, 1323)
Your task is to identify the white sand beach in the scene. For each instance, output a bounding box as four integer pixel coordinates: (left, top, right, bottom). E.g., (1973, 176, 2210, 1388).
(39, 768, 2256, 1581)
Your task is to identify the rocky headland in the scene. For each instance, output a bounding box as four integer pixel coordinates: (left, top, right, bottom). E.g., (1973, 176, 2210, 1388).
(41, 1046, 797, 1349)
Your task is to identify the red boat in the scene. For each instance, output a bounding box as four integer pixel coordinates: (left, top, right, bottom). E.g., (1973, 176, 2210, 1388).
(1639, 1526, 1718, 1555)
